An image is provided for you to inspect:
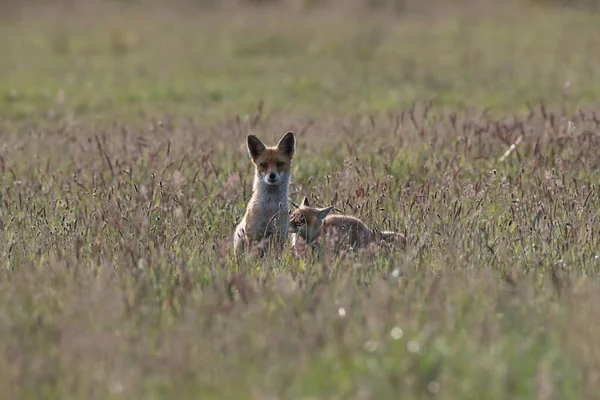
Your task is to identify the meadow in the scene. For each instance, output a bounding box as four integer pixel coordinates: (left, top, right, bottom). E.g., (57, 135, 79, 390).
(1, 0, 600, 398)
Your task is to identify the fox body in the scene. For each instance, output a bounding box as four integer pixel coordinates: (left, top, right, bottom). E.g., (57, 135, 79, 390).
(289, 196, 405, 253)
(233, 131, 295, 256)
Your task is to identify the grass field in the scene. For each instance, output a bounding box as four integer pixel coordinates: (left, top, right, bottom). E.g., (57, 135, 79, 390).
(2, 0, 600, 399)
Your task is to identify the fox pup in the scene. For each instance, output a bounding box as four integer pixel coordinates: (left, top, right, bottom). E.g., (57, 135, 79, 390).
(289, 196, 406, 253)
(233, 131, 295, 257)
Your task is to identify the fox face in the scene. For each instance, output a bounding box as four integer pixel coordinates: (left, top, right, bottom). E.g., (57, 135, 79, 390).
(289, 196, 333, 243)
(247, 131, 295, 186)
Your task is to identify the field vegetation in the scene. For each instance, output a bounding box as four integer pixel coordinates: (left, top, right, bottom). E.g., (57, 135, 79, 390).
(1, 0, 600, 399)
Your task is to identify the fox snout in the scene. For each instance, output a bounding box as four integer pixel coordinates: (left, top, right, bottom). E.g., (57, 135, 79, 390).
(288, 221, 299, 233)
(264, 170, 283, 185)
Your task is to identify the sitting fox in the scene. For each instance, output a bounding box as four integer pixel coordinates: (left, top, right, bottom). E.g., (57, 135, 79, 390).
(233, 131, 295, 257)
(289, 196, 406, 254)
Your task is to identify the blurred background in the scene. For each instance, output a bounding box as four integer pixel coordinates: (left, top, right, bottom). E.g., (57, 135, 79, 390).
(1, 0, 600, 122)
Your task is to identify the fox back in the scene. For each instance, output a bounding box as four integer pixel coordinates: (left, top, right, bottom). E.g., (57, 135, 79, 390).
(233, 131, 295, 256)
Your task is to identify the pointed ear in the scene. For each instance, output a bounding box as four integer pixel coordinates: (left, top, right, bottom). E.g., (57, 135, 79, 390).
(276, 131, 295, 157)
(301, 196, 310, 207)
(247, 135, 267, 161)
(289, 199, 299, 209)
(316, 206, 333, 220)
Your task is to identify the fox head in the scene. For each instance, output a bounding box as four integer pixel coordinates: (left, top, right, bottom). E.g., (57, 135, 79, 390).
(247, 131, 295, 186)
(289, 196, 333, 243)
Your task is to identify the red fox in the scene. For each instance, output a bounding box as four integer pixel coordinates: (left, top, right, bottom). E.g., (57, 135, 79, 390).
(289, 196, 406, 253)
(234, 131, 295, 257)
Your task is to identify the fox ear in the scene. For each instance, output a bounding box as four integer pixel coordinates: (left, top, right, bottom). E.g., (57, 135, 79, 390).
(316, 206, 333, 220)
(247, 135, 267, 161)
(276, 131, 295, 157)
(301, 196, 310, 207)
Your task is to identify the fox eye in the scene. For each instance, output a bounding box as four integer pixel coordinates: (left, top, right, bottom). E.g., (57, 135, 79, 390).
(276, 161, 285, 167)
(260, 162, 268, 168)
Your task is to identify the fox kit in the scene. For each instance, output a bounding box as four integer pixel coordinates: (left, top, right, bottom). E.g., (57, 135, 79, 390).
(289, 196, 406, 253)
(233, 131, 295, 257)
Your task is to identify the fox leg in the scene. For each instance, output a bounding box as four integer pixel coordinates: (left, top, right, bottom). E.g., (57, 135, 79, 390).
(233, 223, 247, 256)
